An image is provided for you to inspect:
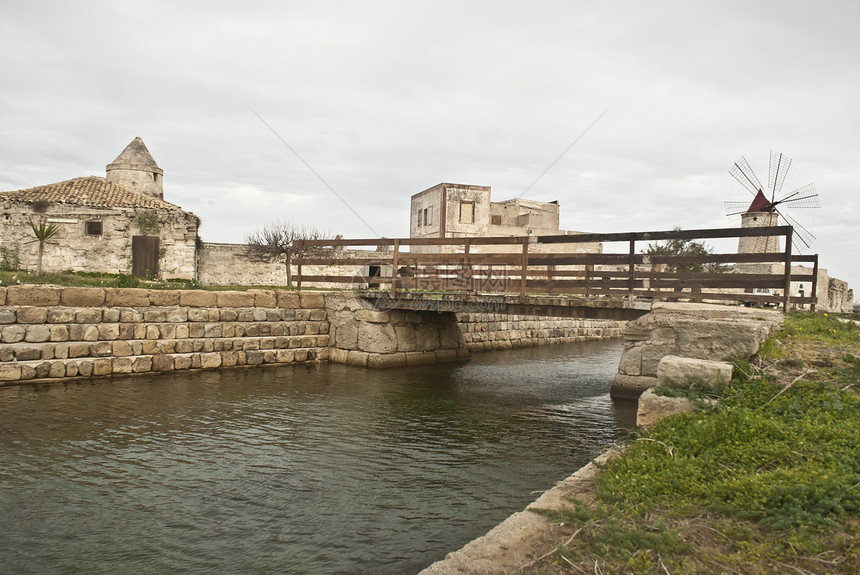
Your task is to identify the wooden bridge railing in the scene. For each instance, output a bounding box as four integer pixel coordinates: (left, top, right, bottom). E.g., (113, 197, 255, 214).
(295, 226, 818, 310)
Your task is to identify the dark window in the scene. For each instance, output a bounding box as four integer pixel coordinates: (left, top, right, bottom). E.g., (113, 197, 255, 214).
(491, 215, 502, 226)
(85, 220, 103, 236)
(417, 209, 422, 227)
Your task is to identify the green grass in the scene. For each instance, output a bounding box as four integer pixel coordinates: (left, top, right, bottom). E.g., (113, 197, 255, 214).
(527, 311, 860, 573)
(0, 269, 310, 291)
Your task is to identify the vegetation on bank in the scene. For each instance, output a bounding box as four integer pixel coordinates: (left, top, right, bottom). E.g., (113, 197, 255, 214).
(529, 311, 860, 574)
(0, 269, 305, 291)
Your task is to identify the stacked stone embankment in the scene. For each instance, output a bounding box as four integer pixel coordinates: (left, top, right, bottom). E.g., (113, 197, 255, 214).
(0, 286, 328, 383)
(457, 312, 624, 351)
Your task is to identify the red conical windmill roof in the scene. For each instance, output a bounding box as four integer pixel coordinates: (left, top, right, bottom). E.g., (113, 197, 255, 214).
(747, 190, 772, 213)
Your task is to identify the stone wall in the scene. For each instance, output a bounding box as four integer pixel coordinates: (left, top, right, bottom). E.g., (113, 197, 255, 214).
(457, 312, 624, 352)
(611, 302, 784, 399)
(0, 285, 328, 384)
(197, 243, 287, 286)
(325, 293, 469, 368)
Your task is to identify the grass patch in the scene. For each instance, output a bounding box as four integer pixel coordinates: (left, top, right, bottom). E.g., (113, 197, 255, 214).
(523, 311, 860, 574)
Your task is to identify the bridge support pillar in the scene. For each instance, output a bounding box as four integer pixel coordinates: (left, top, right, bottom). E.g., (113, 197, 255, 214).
(325, 293, 469, 368)
(611, 303, 784, 400)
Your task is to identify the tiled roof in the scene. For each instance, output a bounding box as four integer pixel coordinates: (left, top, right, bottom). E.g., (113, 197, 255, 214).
(0, 176, 184, 210)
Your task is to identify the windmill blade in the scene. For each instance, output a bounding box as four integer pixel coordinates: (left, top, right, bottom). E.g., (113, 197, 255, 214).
(768, 150, 792, 200)
(724, 200, 753, 216)
(773, 183, 819, 209)
(776, 209, 816, 253)
(729, 156, 763, 195)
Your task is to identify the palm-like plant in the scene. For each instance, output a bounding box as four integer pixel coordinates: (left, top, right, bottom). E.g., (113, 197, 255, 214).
(29, 217, 60, 276)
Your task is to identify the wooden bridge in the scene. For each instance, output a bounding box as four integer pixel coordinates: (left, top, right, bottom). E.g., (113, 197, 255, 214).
(295, 226, 818, 313)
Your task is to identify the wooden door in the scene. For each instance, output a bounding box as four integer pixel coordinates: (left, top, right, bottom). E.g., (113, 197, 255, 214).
(132, 235, 160, 278)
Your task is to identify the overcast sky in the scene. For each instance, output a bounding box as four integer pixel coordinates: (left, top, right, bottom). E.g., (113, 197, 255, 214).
(2, 1, 858, 297)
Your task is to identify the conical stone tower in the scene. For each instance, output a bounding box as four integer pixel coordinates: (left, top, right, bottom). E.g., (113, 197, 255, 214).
(106, 137, 164, 199)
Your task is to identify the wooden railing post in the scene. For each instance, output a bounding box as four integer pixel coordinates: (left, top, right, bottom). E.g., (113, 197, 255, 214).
(295, 240, 303, 292)
(391, 239, 400, 297)
(520, 237, 529, 302)
(463, 238, 471, 295)
(782, 227, 793, 311)
(810, 253, 819, 312)
(628, 237, 636, 299)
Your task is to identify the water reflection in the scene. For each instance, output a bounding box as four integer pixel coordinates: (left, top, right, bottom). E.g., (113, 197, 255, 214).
(0, 340, 627, 574)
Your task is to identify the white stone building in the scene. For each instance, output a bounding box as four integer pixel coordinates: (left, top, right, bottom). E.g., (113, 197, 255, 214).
(0, 138, 199, 279)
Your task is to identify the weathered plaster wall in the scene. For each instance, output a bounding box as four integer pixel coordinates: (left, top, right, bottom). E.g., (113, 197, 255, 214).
(0, 202, 197, 279)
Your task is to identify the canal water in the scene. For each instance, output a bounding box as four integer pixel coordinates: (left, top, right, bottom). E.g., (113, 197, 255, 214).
(0, 339, 631, 574)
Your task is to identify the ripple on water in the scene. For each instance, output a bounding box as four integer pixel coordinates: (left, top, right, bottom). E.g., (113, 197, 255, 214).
(0, 339, 626, 574)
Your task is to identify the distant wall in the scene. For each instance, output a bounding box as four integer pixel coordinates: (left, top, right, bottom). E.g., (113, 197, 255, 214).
(457, 312, 624, 352)
(197, 242, 286, 286)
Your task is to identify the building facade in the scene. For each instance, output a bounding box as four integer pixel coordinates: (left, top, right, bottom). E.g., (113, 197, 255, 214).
(0, 138, 199, 279)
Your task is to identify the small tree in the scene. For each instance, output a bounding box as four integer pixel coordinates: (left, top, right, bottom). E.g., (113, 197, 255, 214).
(28, 217, 60, 276)
(643, 227, 727, 273)
(245, 221, 331, 286)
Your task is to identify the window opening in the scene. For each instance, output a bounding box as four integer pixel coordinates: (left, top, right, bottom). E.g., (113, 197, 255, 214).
(85, 220, 103, 236)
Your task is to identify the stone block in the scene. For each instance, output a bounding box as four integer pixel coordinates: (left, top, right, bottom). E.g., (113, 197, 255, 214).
(674, 319, 770, 361)
(141, 341, 161, 355)
(175, 324, 189, 339)
(46, 308, 75, 323)
(144, 309, 168, 322)
(640, 340, 679, 376)
(405, 351, 437, 366)
(132, 357, 152, 373)
(203, 323, 222, 338)
(166, 308, 188, 323)
(6, 286, 61, 306)
(105, 288, 150, 307)
(656, 355, 734, 387)
(98, 324, 120, 341)
(0, 286, 5, 305)
(25, 325, 51, 343)
(179, 290, 217, 307)
(68, 343, 91, 358)
(112, 341, 133, 357)
(617, 344, 643, 376)
(103, 309, 120, 322)
(346, 350, 369, 367)
(174, 355, 193, 370)
(151, 355, 175, 372)
(636, 388, 700, 428)
(266, 310, 282, 322)
(328, 348, 349, 364)
(92, 359, 112, 376)
(221, 351, 240, 366)
(118, 324, 135, 339)
(145, 325, 160, 340)
(91, 341, 113, 357)
(159, 324, 176, 339)
(300, 292, 325, 309)
(77, 360, 93, 377)
(174, 340, 193, 354)
(61, 287, 105, 307)
(112, 358, 133, 374)
(187, 308, 209, 322)
(0, 347, 12, 362)
(76, 309, 102, 324)
(53, 343, 69, 359)
(610, 373, 658, 400)
(277, 291, 300, 308)
(274, 349, 294, 363)
(294, 349, 309, 362)
(366, 352, 407, 368)
(148, 290, 180, 306)
(47, 361, 65, 378)
(355, 309, 390, 323)
(220, 309, 238, 322)
(251, 290, 276, 308)
(217, 291, 253, 308)
(15, 346, 42, 361)
(357, 323, 398, 353)
(0, 309, 16, 324)
(200, 352, 222, 369)
(65, 363, 78, 377)
(119, 308, 143, 323)
(49, 325, 69, 342)
(17, 306, 48, 324)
